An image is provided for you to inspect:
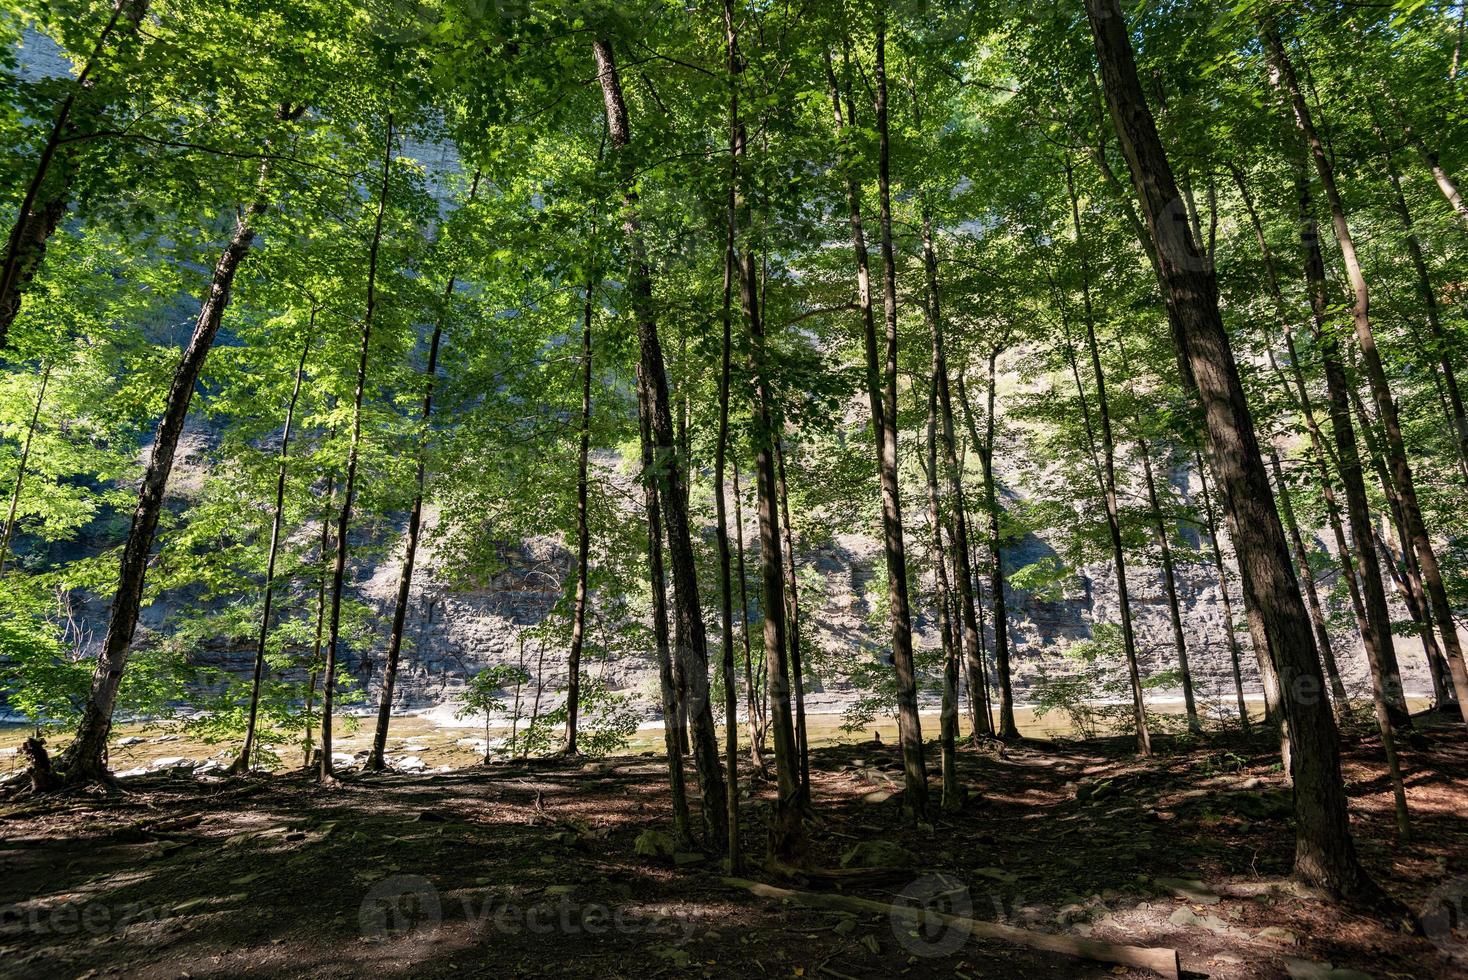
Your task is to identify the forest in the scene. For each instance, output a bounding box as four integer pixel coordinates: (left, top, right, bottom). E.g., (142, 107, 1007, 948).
(2, 0, 1468, 977)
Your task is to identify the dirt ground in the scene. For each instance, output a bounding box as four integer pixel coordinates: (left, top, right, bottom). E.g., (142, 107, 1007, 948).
(2, 715, 1465, 979)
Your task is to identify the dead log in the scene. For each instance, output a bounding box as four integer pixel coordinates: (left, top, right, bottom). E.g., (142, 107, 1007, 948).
(722, 877, 1181, 979)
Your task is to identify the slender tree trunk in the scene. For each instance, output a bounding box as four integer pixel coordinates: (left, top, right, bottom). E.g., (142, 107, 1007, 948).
(1266, 447, 1350, 719)
(638, 364, 692, 844)
(1384, 95, 1468, 232)
(871, 11, 928, 818)
(233, 328, 311, 773)
(1347, 381, 1448, 715)
(1138, 436, 1199, 731)
(1088, 0, 1380, 902)
(0, 0, 148, 346)
(774, 435, 809, 804)
(960, 360, 1014, 740)
(734, 206, 802, 854)
(562, 269, 595, 756)
(303, 469, 335, 767)
(594, 38, 728, 847)
(825, 32, 925, 818)
(922, 377, 960, 810)
(1268, 24, 1468, 722)
(1196, 451, 1250, 729)
(1377, 133, 1468, 489)
(731, 457, 765, 769)
(318, 113, 394, 784)
(1232, 165, 1373, 665)
(920, 205, 995, 740)
(717, 0, 744, 868)
(60, 128, 289, 784)
(1291, 157, 1417, 728)
(1065, 160, 1151, 755)
(0, 362, 50, 576)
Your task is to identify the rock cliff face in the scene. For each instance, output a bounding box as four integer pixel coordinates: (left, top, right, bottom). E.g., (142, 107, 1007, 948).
(17, 419, 1441, 726)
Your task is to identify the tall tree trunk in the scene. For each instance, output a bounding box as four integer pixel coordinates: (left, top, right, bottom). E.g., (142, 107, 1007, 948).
(735, 206, 802, 853)
(1347, 381, 1448, 715)
(717, 0, 744, 868)
(1376, 131, 1468, 489)
(1267, 24, 1468, 722)
(594, 38, 728, 847)
(959, 360, 1014, 740)
(774, 435, 809, 804)
(233, 328, 311, 773)
(0, 362, 50, 576)
(1196, 450, 1250, 729)
(825, 31, 926, 818)
(638, 364, 692, 844)
(562, 268, 595, 756)
(303, 468, 335, 767)
(1231, 164, 1373, 666)
(922, 377, 961, 810)
(59, 128, 288, 784)
(870, 10, 928, 818)
(1065, 160, 1151, 755)
(1290, 154, 1417, 729)
(1087, 0, 1380, 902)
(731, 456, 765, 769)
(920, 204, 994, 740)
(1138, 435, 1199, 731)
(1384, 95, 1468, 232)
(1266, 447, 1350, 719)
(320, 113, 394, 784)
(0, 0, 148, 346)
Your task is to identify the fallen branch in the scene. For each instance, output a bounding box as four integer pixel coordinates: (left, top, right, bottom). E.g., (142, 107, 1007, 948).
(722, 877, 1181, 980)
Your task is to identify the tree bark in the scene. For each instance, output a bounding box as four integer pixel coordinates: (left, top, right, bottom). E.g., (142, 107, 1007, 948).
(774, 435, 809, 804)
(869, 10, 928, 817)
(921, 376, 961, 810)
(1195, 451, 1250, 729)
(1087, 0, 1379, 901)
(1064, 160, 1150, 755)
(303, 468, 335, 767)
(717, 0, 744, 868)
(920, 205, 995, 740)
(825, 30, 926, 818)
(594, 38, 728, 847)
(319, 113, 395, 784)
(0, 0, 148, 346)
(731, 457, 765, 769)
(234, 327, 311, 773)
(1267, 24, 1468, 723)
(1137, 436, 1199, 732)
(562, 268, 594, 757)
(60, 134, 285, 784)
(1231, 164, 1373, 682)
(1376, 131, 1468, 490)
(0, 362, 50, 576)
(638, 364, 692, 845)
(1266, 446, 1350, 719)
(1384, 95, 1468, 233)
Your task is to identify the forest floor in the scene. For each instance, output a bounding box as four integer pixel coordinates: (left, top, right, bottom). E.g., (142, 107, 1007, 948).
(1, 714, 1465, 980)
